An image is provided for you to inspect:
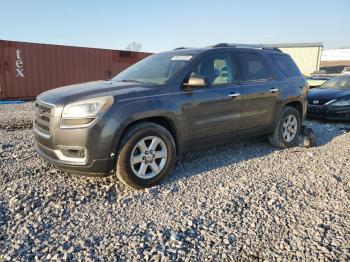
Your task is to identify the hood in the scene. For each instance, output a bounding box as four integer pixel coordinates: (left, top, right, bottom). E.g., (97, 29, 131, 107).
(37, 80, 159, 105)
(307, 88, 350, 100)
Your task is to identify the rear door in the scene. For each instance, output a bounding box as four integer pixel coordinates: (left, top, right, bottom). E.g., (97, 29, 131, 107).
(182, 52, 244, 145)
(234, 51, 279, 129)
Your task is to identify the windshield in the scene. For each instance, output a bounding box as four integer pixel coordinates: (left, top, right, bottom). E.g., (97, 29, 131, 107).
(112, 53, 194, 85)
(320, 76, 350, 89)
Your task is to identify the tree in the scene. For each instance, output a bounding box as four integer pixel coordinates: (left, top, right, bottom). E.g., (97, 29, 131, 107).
(125, 42, 142, 52)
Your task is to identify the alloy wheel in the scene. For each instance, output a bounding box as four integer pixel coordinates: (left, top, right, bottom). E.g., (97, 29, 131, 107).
(130, 136, 168, 179)
(282, 114, 298, 142)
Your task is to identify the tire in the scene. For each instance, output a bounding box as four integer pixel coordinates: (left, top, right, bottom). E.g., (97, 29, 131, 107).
(268, 106, 301, 149)
(115, 122, 176, 189)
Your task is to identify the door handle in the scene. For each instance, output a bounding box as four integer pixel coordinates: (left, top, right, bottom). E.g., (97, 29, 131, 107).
(228, 93, 240, 98)
(269, 88, 279, 93)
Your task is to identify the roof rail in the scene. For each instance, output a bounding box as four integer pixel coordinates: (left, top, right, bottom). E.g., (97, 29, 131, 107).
(174, 47, 187, 50)
(212, 43, 282, 52)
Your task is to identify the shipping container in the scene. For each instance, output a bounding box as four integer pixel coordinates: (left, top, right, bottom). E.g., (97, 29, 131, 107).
(0, 40, 151, 100)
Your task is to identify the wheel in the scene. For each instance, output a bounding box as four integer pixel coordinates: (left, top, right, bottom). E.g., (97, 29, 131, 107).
(115, 122, 176, 189)
(268, 106, 301, 149)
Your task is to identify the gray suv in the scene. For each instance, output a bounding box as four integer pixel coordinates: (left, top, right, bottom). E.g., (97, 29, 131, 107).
(34, 43, 308, 189)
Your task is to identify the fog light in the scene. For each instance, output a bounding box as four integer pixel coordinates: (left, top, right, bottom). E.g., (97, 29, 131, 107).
(61, 148, 85, 158)
(54, 146, 87, 163)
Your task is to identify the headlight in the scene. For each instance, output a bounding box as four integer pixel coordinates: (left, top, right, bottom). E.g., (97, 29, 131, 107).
(60, 96, 114, 128)
(331, 99, 350, 107)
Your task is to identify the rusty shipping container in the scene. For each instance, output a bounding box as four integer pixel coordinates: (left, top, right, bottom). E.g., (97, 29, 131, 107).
(0, 40, 151, 100)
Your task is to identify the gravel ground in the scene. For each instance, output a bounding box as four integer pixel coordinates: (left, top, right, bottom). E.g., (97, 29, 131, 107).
(0, 102, 350, 261)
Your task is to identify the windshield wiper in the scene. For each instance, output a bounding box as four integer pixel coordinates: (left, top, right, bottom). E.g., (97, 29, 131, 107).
(119, 79, 145, 84)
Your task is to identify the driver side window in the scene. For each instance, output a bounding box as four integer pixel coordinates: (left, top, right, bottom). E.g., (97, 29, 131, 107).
(189, 53, 236, 86)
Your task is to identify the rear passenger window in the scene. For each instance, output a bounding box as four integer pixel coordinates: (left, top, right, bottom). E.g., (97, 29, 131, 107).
(236, 53, 274, 82)
(269, 54, 301, 78)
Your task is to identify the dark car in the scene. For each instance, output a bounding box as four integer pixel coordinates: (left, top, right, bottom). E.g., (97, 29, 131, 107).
(34, 43, 308, 189)
(307, 75, 350, 120)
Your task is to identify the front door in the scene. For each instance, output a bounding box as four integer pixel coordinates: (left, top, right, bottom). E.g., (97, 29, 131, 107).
(182, 52, 244, 145)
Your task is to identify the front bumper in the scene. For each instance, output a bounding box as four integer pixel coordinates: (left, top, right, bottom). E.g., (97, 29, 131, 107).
(36, 142, 114, 176)
(307, 104, 350, 121)
(34, 109, 122, 176)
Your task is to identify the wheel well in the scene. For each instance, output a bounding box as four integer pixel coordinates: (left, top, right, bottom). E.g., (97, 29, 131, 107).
(285, 101, 303, 117)
(119, 117, 179, 155)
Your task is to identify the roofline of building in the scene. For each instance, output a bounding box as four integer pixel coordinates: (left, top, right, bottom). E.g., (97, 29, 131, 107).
(265, 43, 323, 48)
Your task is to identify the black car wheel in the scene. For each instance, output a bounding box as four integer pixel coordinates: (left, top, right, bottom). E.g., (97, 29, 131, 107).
(115, 122, 176, 189)
(268, 106, 301, 149)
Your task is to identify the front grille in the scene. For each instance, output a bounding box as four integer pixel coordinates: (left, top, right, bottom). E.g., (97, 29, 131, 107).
(307, 98, 331, 106)
(34, 102, 52, 135)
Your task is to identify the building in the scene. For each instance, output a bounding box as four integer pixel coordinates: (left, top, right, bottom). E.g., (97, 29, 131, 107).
(320, 48, 350, 74)
(322, 48, 350, 61)
(268, 43, 323, 76)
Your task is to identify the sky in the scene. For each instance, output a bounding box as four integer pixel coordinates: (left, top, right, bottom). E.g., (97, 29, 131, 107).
(0, 0, 349, 52)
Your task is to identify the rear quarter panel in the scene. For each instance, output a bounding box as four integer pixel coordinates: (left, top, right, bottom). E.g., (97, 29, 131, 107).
(262, 52, 308, 124)
(274, 77, 308, 124)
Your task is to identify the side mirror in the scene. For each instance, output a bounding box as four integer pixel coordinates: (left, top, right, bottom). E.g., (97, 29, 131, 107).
(183, 76, 208, 88)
